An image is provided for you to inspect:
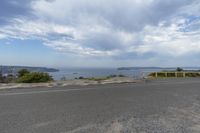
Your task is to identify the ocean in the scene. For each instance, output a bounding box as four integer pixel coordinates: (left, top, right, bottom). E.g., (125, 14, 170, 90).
(49, 68, 166, 80)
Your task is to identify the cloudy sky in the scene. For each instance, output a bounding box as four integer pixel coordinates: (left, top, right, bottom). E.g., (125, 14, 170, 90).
(0, 0, 200, 68)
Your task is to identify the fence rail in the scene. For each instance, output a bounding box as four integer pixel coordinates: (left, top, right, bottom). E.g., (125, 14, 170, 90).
(153, 72, 200, 78)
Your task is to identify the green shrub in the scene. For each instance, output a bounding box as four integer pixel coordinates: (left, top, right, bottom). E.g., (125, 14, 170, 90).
(118, 74, 126, 77)
(79, 76, 85, 79)
(0, 73, 3, 83)
(107, 74, 126, 78)
(17, 72, 53, 83)
(107, 75, 117, 78)
(87, 77, 109, 81)
(18, 69, 30, 77)
(176, 67, 183, 72)
(5, 74, 16, 83)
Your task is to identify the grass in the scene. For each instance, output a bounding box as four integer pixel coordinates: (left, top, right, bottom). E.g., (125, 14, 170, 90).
(78, 74, 126, 81)
(86, 77, 110, 81)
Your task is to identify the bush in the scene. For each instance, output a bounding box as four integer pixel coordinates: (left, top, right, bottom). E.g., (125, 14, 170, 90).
(0, 74, 5, 83)
(5, 74, 16, 83)
(18, 69, 30, 77)
(107, 74, 126, 78)
(87, 77, 109, 81)
(17, 72, 53, 83)
(176, 67, 183, 72)
(118, 74, 126, 77)
(107, 75, 117, 78)
(79, 76, 85, 79)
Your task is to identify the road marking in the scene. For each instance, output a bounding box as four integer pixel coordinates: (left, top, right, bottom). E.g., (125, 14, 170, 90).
(0, 88, 97, 96)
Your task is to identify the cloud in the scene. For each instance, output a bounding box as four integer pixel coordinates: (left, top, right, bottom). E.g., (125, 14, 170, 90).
(32, 0, 193, 31)
(0, 0, 200, 65)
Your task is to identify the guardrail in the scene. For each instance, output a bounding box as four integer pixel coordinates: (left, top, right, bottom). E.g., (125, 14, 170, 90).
(153, 72, 200, 78)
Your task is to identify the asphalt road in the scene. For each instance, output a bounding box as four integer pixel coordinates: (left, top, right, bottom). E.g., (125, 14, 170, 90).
(1, 78, 200, 133)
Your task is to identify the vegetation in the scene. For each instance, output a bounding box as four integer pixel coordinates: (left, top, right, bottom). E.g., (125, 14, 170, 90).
(176, 67, 184, 72)
(0, 75, 5, 83)
(0, 72, 16, 83)
(0, 72, 3, 82)
(17, 71, 53, 83)
(0, 68, 54, 83)
(106, 74, 126, 78)
(86, 77, 110, 81)
(78, 76, 85, 79)
(18, 69, 30, 77)
(77, 74, 126, 81)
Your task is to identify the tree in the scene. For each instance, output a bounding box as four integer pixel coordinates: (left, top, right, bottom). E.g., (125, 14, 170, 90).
(176, 67, 183, 72)
(18, 69, 30, 77)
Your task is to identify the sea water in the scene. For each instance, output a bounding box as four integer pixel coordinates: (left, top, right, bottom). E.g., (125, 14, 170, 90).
(49, 68, 164, 80)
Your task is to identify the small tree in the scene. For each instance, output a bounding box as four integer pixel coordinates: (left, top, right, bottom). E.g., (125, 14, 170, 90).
(18, 69, 30, 77)
(176, 67, 183, 72)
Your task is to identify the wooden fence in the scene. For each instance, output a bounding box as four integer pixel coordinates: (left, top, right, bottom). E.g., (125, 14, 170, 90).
(154, 72, 200, 78)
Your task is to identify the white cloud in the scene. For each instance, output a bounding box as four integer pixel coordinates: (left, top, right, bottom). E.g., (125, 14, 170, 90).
(140, 17, 200, 56)
(0, 0, 200, 66)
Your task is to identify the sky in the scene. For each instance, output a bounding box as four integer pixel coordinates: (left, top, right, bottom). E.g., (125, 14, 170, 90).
(0, 0, 200, 68)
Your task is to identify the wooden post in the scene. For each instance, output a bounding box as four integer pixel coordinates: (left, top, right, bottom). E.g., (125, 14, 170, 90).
(183, 72, 186, 77)
(165, 72, 167, 77)
(175, 72, 177, 78)
(155, 72, 158, 78)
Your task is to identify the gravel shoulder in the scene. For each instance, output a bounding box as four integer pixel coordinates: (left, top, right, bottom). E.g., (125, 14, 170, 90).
(0, 77, 140, 90)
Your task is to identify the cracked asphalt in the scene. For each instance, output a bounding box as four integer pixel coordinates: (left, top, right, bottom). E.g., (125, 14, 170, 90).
(1, 78, 200, 133)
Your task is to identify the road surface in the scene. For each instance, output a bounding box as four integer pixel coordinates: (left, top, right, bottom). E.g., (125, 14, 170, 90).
(1, 78, 200, 133)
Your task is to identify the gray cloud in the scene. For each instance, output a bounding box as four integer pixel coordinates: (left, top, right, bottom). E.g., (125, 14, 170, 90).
(82, 32, 124, 51)
(0, 0, 33, 25)
(32, 0, 195, 32)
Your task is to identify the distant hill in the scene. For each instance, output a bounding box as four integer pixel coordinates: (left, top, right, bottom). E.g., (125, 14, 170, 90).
(117, 67, 176, 70)
(0, 66, 59, 74)
(117, 67, 200, 71)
